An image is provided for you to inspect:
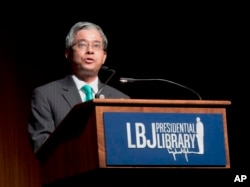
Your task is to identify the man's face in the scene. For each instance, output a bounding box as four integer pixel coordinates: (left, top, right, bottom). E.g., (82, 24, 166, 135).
(66, 29, 107, 77)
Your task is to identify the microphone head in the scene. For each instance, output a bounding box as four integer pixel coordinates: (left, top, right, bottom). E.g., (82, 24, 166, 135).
(101, 66, 109, 70)
(101, 66, 116, 74)
(120, 78, 127, 83)
(119, 77, 135, 83)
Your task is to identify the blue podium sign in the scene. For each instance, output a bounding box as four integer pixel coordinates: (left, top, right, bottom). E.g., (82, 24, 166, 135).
(103, 112, 226, 166)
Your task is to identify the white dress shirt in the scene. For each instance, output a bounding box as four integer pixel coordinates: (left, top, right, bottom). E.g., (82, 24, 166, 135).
(71, 75, 98, 101)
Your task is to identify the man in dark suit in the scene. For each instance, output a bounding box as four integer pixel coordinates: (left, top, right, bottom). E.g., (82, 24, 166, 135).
(28, 21, 130, 153)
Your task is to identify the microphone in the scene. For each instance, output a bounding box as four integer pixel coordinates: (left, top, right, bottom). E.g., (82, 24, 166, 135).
(95, 66, 116, 98)
(120, 77, 202, 100)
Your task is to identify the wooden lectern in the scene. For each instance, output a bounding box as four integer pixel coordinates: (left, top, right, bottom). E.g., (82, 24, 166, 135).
(36, 99, 231, 186)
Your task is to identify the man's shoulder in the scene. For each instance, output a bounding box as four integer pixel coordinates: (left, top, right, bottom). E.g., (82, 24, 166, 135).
(34, 75, 72, 91)
(105, 85, 130, 98)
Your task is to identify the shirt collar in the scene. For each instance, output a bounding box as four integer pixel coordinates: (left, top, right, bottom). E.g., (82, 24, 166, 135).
(71, 75, 99, 94)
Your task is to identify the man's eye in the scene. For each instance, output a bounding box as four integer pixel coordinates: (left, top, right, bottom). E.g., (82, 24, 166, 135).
(78, 43, 87, 48)
(93, 44, 101, 49)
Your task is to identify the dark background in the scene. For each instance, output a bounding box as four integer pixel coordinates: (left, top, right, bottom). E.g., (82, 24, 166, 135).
(0, 2, 248, 185)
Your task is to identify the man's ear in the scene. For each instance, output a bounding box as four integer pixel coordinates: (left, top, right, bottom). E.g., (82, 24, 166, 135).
(102, 52, 107, 65)
(65, 49, 69, 59)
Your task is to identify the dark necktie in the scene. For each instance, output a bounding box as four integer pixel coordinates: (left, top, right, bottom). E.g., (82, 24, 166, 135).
(81, 84, 93, 101)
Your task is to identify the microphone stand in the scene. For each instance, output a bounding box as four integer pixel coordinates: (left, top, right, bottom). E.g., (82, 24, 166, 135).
(120, 77, 202, 100)
(95, 66, 116, 98)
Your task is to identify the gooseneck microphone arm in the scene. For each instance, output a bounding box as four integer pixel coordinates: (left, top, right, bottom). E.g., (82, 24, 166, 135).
(95, 66, 116, 98)
(119, 77, 202, 100)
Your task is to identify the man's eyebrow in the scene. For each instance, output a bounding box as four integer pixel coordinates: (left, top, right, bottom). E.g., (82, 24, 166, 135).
(75, 39, 102, 43)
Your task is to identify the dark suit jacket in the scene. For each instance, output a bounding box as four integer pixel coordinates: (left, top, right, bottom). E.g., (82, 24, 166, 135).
(28, 75, 130, 153)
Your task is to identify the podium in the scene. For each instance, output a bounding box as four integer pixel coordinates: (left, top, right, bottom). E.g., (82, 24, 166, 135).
(36, 99, 231, 186)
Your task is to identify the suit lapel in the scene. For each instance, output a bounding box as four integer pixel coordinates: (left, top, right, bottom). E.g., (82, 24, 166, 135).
(61, 75, 82, 108)
(97, 81, 107, 97)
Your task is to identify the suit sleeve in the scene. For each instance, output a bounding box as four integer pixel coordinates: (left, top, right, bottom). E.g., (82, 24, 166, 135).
(28, 87, 55, 153)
